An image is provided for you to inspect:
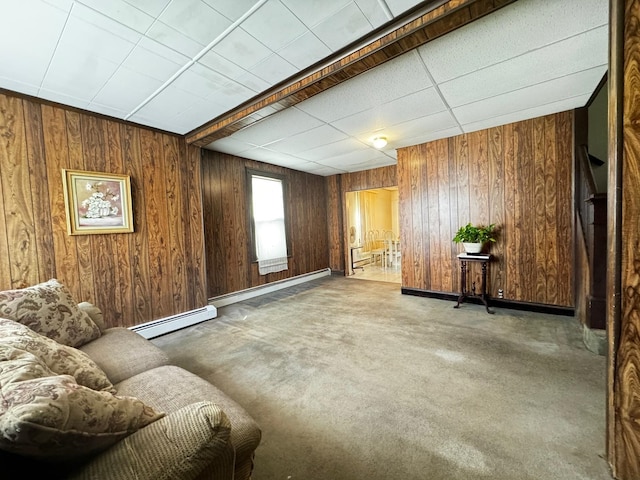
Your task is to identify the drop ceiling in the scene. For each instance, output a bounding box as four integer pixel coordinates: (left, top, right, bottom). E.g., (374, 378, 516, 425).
(0, 0, 608, 176)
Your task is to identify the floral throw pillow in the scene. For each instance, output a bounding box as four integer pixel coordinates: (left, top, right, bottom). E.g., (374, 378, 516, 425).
(0, 279, 101, 348)
(0, 347, 164, 461)
(0, 318, 115, 393)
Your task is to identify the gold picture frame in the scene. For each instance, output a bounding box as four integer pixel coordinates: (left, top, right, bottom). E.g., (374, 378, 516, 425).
(62, 169, 134, 235)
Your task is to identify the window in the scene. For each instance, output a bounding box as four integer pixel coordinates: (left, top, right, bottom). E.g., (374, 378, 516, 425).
(247, 170, 289, 275)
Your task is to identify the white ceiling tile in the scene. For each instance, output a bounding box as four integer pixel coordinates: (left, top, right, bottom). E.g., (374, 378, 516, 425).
(71, 2, 142, 45)
(280, 0, 352, 27)
(268, 125, 349, 154)
(158, 0, 232, 46)
(384, 0, 425, 16)
(126, 113, 177, 133)
(241, 147, 307, 167)
(0, 1, 67, 87)
(43, 0, 73, 11)
(440, 26, 609, 108)
(59, 10, 137, 64)
(38, 88, 91, 110)
(205, 81, 256, 111)
(241, 1, 307, 51)
(122, 0, 171, 17)
(452, 66, 605, 125)
(86, 102, 129, 119)
(421, 0, 608, 83)
(172, 65, 229, 97)
(212, 27, 271, 70)
(232, 107, 324, 144)
(202, 0, 260, 22)
(173, 99, 231, 133)
(234, 71, 270, 95)
(297, 137, 369, 161)
(297, 51, 432, 122)
(461, 95, 592, 134)
(123, 42, 185, 83)
(42, 53, 120, 100)
(207, 136, 257, 154)
(277, 30, 332, 70)
(380, 110, 460, 142)
(356, 0, 392, 28)
(137, 36, 189, 65)
(92, 67, 163, 111)
(133, 84, 202, 120)
(146, 21, 204, 57)
(0, 77, 40, 97)
(76, 0, 155, 34)
(398, 126, 463, 150)
(198, 50, 248, 82)
(304, 164, 347, 175)
(313, 2, 373, 51)
(317, 148, 390, 168)
(332, 88, 446, 135)
(250, 54, 297, 85)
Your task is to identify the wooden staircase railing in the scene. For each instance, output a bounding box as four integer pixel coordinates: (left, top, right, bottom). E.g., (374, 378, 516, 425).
(575, 143, 606, 330)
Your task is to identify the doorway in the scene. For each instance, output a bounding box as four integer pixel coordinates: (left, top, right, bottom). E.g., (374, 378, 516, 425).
(345, 187, 400, 284)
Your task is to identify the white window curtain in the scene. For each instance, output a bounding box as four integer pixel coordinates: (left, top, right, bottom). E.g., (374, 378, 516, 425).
(252, 175, 288, 275)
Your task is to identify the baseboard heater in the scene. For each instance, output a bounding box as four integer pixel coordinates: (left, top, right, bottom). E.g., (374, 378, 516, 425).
(129, 305, 217, 339)
(210, 268, 331, 308)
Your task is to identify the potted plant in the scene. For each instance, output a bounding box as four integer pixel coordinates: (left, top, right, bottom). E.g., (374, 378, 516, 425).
(453, 223, 497, 254)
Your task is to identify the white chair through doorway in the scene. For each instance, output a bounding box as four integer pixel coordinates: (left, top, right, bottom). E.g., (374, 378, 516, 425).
(368, 230, 386, 267)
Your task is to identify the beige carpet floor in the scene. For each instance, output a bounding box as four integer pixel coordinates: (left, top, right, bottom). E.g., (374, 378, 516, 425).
(152, 275, 612, 480)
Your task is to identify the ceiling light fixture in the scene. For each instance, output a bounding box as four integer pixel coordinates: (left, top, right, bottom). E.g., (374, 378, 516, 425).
(372, 136, 388, 149)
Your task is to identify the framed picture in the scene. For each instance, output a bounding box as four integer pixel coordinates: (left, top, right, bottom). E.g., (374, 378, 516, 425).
(62, 169, 134, 235)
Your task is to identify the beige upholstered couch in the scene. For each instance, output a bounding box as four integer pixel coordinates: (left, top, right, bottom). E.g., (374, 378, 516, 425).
(0, 279, 261, 480)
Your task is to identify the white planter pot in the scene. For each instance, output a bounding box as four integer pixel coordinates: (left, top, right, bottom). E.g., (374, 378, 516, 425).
(462, 242, 482, 254)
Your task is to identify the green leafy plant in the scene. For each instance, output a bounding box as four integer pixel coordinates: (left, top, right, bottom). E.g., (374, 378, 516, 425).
(452, 223, 497, 244)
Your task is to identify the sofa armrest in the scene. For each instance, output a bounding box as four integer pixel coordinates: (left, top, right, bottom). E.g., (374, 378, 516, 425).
(79, 328, 169, 384)
(68, 401, 232, 480)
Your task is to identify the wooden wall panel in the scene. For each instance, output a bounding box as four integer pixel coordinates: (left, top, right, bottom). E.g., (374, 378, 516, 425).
(398, 152, 412, 287)
(608, 0, 640, 477)
(487, 127, 504, 295)
(201, 151, 329, 297)
(184, 143, 207, 308)
(397, 111, 574, 307)
(0, 91, 208, 328)
(0, 95, 38, 289)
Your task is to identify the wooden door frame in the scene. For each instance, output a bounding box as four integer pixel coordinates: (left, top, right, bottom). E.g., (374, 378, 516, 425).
(607, 0, 640, 478)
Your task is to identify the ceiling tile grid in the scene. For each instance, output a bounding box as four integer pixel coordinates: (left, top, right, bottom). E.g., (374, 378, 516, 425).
(0, 0, 609, 176)
(208, 0, 608, 175)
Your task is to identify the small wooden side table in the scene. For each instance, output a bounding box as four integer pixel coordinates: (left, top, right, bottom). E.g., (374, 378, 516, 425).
(454, 253, 494, 314)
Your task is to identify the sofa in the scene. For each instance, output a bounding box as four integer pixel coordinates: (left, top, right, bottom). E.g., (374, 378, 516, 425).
(0, 279, 261, 480)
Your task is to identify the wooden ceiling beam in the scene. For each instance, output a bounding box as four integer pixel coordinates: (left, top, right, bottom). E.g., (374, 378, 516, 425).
(186, 0, 517, 148)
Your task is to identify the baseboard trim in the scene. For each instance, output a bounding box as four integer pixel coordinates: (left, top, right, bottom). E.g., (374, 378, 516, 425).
(130, 305, 218, 339)
(210, 268, 332, 308)
(401, 287, 575, 316)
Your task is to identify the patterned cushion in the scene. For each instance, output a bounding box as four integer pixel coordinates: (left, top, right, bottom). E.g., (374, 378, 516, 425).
(0, 318, 115, 393)
(0, 279, 101, 347)
(0, 347, 164, 461)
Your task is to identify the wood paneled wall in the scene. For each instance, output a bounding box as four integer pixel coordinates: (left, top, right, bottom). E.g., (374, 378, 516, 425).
(326, 166, 398, 272)
(397, 111, 574, 307)
(608, 0, 640, 477)
(0, 92, 207, 328)
(201, 151, 329, 297)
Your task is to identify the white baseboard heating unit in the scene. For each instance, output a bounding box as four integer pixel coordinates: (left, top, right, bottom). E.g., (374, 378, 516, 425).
(130, 305, 217, 339)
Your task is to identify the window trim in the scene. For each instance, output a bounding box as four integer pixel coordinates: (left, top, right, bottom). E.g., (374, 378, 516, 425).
(246, 168, 291, 263)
